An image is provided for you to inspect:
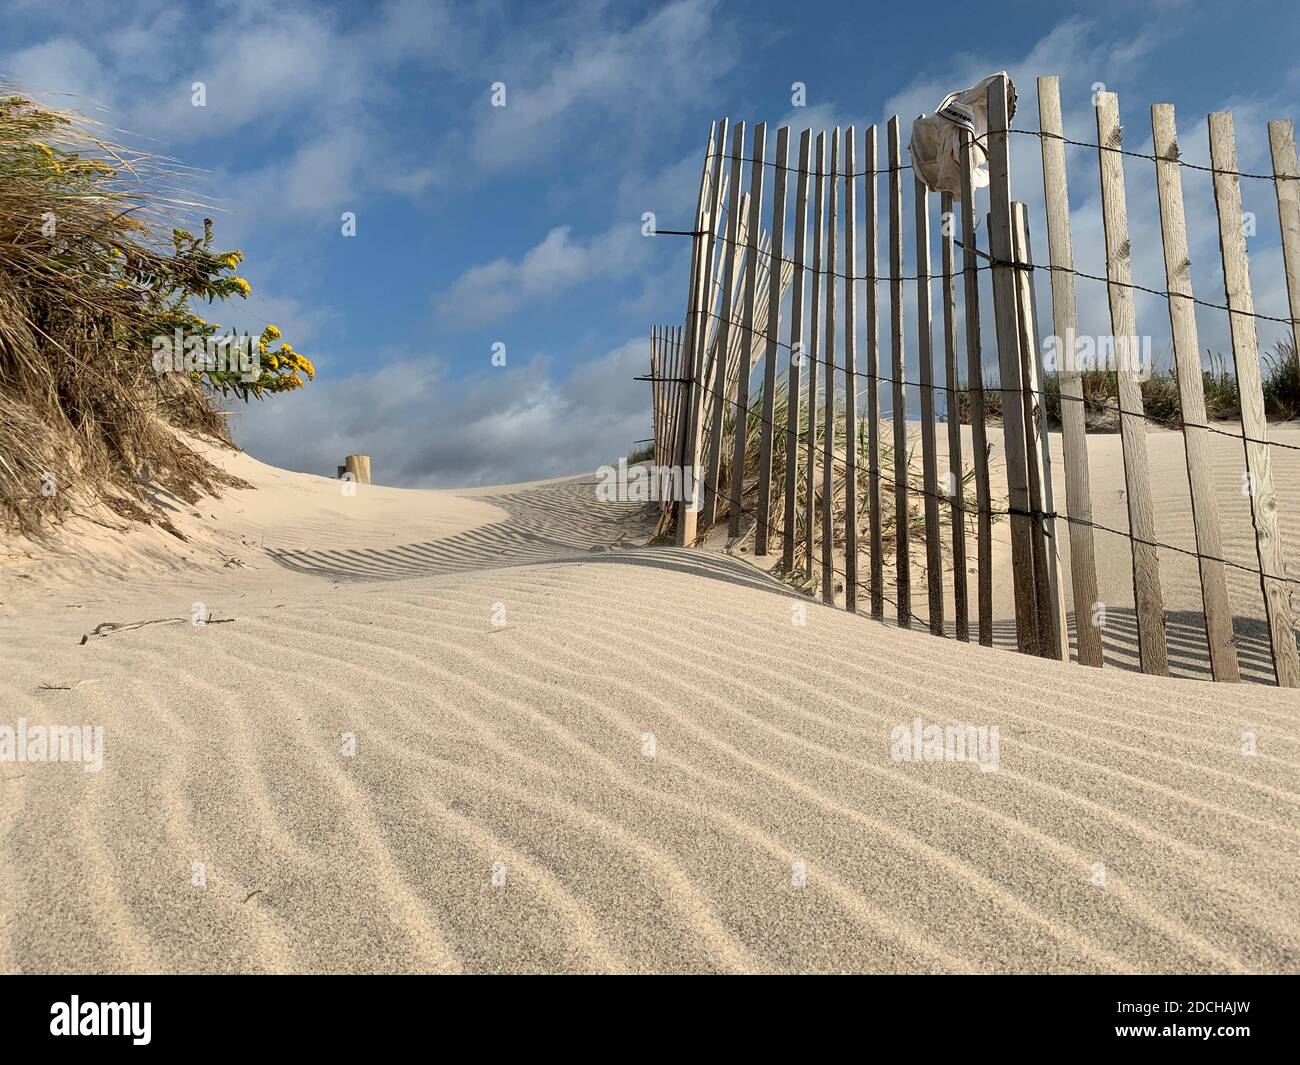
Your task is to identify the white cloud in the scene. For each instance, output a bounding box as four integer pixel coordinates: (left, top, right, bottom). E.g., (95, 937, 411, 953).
(231, 336, 652, 488)
(433, 221, 652, 327)
(466, 0, 734, 173)
(3, 37, 111, 104)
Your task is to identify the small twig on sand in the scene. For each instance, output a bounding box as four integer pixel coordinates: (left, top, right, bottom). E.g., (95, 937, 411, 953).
(80, 617, 186, 643)
(79, 614, 237, 643)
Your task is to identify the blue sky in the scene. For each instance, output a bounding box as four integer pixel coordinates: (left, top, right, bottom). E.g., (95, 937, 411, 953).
(3, 0, 1299, 487)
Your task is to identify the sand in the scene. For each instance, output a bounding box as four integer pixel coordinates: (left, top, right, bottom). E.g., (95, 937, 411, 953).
(1, 434, 1298, 973)
(831, 421, 1300, 682)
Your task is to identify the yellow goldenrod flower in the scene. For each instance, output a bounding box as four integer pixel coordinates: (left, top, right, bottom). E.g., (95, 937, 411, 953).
(231, 276, 250, 297)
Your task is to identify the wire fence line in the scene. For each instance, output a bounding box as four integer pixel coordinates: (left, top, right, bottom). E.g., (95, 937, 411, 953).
(666, 130, 1299, 183)
(983, 127, 1298, 183)
(659, 207, 1300, 325)
(685, 365, 1300, 592)
(684, 306, 1300, 457)
(643, 76, 1300, 687)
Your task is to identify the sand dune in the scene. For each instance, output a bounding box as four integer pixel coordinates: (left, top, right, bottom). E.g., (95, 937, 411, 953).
(849, 421, 1300, 683)
(2, 440, 1298, 973)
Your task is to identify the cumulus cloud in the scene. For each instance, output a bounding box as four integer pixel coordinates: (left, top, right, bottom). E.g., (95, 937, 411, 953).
(231, 337, 651, 488)
(433, 222, 653, 327)
(467, 0, 734, 173)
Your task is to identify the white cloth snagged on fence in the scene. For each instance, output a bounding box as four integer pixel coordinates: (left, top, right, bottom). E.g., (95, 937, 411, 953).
(908, 72, 1017, 197)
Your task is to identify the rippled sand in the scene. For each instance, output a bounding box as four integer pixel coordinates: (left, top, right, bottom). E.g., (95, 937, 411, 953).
(2, 441, 1298, 973)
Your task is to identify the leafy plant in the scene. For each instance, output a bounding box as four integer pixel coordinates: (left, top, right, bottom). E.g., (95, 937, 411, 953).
(0, 89, 311, 531)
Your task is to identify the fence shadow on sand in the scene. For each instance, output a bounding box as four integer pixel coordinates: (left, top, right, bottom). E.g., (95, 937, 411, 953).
(267, 473, 802, 601)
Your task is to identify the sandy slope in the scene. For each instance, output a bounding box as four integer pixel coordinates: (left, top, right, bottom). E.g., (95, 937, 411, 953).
(854, 421, 1300, 682)
(1, 443, 1298, 973)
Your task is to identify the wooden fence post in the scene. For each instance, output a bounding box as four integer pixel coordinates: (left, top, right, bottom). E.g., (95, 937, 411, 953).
(915, 168, 943, 635)
(1037, 76, 1103, 667)
(649, 328, 659, 466)
(1095, 91, 1169, 676)
(704, 123, 746, 529)
(958, 130, 992, 646)
(757, 127, 790, 555)
(822, 128, 840, 603)
(805, 131, 827, 588)
(984, 76, 1039, 654)
(1269, 120, 1300, 374)
(729, 123, 767, 538)
(661, 324, 681, 513)
(1151, 103, 1240, 681)
(345, 454, 371, 485)
(676, 119, 726, 547)
(1209, 110, 1300, 687)
(940, 192, 968, 641)
(844, 127, 860, 611)
(865, 125, 884, 620)
(783, 130, 813, 572)
(1012, 203, 1067, 660)
(673, 325, 685, 474)
(888, 116, 911, 627)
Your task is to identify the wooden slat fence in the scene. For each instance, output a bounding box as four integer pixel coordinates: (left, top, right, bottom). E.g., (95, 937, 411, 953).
(644, 72, 1300, 687)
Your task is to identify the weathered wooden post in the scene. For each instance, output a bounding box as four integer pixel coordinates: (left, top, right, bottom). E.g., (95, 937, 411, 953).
(344, 455, 371, 484)
(984, 74, 1039, 654)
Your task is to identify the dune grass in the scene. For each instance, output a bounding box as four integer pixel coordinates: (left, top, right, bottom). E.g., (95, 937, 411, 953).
(960, 338, 1299, 430)
(0, 90, 310, 534)
(711, 373, 994, 589)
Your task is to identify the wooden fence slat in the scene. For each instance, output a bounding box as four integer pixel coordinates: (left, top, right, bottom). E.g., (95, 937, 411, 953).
(1151, 103, 1240, 681)
(703, 123, 746, 528)
(663, 325, 680, 508)
(865, 125, 884, 619)
(663, 325, 672, 471)
(720, 229, 787, 410)
(1095, 91, 1169, 676)
(844, 127, 860, 612)
(659, 326, 671, 472)
(1036, 76, 1103, 667)
(681, 120, 731, 542)
(660, 327, 671, 471)
(958, 130, 993, 646)
(915, 171, 943, 635)
(783, 130, 813, 571)
(1209, 110, 1300, 687)
(729, 123, 767, 537)
(757, 126, 790, 555)
(822, 128, 840, 603)
(888, 116, 911, 627)
(650, 327, 660, 467)
(671, 325, 685, 491)
(1012, 203, 1067, 660)
(696, 170, 731, 390)
(940, 192, 968, 641)
(703, 191, 752, 512)
(1269, 120, 1300, 375)
(805, 131, 827, 587)
(675, 120, 721, 546)
(984, 77, 1039, 654)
